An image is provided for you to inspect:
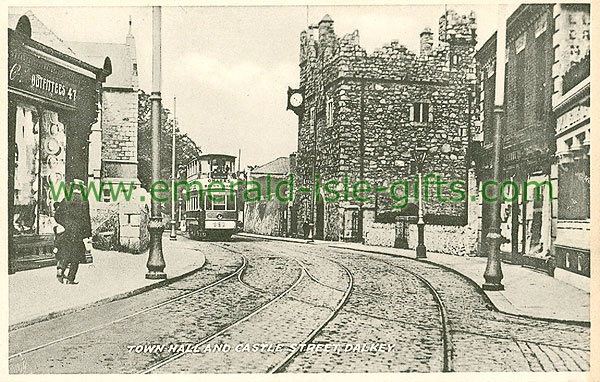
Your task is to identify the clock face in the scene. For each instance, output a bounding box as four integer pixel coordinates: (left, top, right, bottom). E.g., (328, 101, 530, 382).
(290, 92, 304, 108)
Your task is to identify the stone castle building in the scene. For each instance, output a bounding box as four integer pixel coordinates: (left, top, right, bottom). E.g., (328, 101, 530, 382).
(293, 11, 480, 254)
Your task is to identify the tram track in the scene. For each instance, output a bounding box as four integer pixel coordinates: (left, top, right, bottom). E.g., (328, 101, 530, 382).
(324, 246, 454, 372)
(8, 244, 247, 362)
(140, 240, 354, 373)
(140, 254, 305, 374)
(256, 241, 453, 372)
(381, 260, 454, 372)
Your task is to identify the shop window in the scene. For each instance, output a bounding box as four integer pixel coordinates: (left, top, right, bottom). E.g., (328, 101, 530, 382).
(13, 105, 65, 236)
(410, 102, 433, 123)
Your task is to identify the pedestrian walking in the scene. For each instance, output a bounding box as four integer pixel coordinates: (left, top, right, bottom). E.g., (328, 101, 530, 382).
(302, 219, 310, 239)
(54, 179, 92, 285)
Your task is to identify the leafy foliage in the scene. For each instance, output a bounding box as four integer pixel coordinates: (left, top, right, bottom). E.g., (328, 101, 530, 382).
(137, 90, 202, 212)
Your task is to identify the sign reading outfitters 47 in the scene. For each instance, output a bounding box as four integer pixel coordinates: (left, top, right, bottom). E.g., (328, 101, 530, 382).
(8, 40, 96, 109)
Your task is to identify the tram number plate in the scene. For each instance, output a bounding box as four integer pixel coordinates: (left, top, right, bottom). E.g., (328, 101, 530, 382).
(206, 220, 235, 229)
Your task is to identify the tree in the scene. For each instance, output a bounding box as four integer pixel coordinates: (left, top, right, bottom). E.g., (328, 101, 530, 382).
(137, 90, 202, 214)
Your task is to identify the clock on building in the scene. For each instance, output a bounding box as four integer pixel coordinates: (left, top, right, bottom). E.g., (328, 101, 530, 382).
(286, 86, 304, 116)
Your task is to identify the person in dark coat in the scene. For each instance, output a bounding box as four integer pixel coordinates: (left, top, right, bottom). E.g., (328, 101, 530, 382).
(54, 179, 92, 285)
(302, 219, 311, 239)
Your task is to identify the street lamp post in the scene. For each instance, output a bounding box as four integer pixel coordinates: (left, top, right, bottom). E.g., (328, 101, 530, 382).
(146, 6, 167, 279)
(170, 96, 177, 241)
(482, 5, 506, 291)
(412, 147, 428, 259)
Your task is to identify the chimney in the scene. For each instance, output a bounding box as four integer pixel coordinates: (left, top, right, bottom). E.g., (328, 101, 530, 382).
(420, 27, 434, 56)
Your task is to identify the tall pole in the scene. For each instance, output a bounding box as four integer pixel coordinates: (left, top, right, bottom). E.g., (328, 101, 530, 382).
(170, 96, 177, 240)
(482, 4, 506, 290)
(309, 108, 316, 241)
(413, 147, 428, 259)
(146, 6, 167, 279)
(416, 171, 427, 258)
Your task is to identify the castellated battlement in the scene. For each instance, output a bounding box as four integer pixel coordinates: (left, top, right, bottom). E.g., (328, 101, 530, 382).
(439, 9, 478, 44)
(299, 10, 478, 88)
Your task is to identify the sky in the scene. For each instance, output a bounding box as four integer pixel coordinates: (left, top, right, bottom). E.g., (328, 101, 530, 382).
(9, 5, 507, 169)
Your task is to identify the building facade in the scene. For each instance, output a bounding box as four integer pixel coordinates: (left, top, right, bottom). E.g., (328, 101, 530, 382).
(475, 3, 590, 284)
(68, 18, 140, 194)
(244, 155, 296, 237)
(551, 4, 590, 289)
(293, 11, 480, 254)
(476, 4, 556, 266)
(68, 19, 147, 253)
(8, 14, 111, 272)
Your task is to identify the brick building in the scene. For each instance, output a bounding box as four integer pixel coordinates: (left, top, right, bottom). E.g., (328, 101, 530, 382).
(293, 11, 480, 254)
(476, 4, 556, 266)
(475, 4, 590, 280)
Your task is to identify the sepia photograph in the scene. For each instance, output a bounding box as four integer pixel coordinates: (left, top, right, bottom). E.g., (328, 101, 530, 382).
(4, 1, 594, 378)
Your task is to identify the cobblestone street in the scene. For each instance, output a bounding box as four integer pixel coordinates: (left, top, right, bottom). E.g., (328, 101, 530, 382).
(8, 237, 589, 374)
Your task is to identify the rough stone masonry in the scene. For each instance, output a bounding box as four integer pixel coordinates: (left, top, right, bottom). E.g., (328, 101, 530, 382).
(293, 10, 480, 253)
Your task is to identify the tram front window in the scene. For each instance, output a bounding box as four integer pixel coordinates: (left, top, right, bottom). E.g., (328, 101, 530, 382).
(206, 193, 226, 210)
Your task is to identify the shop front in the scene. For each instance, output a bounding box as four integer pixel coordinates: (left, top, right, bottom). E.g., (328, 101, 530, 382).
(552, 67, 590, 290)
(8, 15, 111, 273)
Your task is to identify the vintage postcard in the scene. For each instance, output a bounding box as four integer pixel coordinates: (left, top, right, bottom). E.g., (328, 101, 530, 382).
(3, 1, 595, 380)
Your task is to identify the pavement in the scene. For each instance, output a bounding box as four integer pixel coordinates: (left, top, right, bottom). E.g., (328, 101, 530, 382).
(8, 233, 206, 329)
(238, 233, 590, 324)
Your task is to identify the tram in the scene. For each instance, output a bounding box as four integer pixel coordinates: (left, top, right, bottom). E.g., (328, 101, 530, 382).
(183, 154, 243, 241)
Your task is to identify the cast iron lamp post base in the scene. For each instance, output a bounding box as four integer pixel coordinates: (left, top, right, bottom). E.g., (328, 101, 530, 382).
(482, 232, 504, 290)
(416, 220, 427, 259)
(169, 220, 177, 241)
(146, 217, 167, 280)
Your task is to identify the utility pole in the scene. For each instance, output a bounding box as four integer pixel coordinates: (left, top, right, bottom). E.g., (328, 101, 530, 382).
(170, 96, 177, 241)
(146, 6, 167, 279)
(482, 4, 506, 291)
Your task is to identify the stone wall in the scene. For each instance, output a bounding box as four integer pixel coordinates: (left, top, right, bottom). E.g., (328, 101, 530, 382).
(90, 200, 120, 250)
(244, 199, 287, 236)
(88, 193, 149, 253)
(101, 90, 138, 163)
(363, 219, 478, 256)
(119, 200, 149, 253)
